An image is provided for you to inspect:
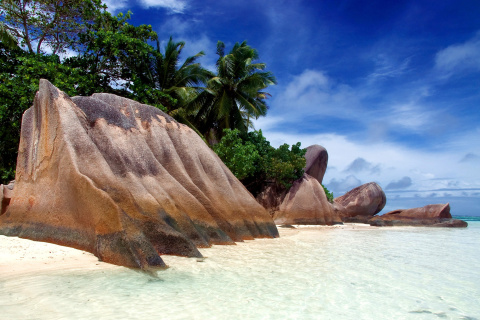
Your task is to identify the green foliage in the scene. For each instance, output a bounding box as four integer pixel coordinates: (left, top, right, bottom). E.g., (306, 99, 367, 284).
(214, 129, 306, 195)
(322, 184, 334, 203)
(0, 22, 18, 49)
(213, 129, 259, 180)
(191, 41, 276, 144)
(265, 142, 306, 189)
(0, 45, 88, 182)
(0, 0, 105, 54)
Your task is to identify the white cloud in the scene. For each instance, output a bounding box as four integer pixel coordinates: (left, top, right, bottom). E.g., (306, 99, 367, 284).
(251, 121, 480, 207)
(103, 0, 129, 13)
(138, 0, 187, 12)
(384, 102, 435, 132)
(435, 32, 480, 76)
(272, 69, 362, 120)
(103, 0, 187, 13)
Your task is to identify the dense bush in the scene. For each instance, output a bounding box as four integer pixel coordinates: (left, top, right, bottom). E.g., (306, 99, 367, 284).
(214, 128, 335, 200)
(213, 129, 306, 196)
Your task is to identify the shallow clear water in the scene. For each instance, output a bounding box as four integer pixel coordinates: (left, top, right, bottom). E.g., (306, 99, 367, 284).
(1, 220, 480, 320)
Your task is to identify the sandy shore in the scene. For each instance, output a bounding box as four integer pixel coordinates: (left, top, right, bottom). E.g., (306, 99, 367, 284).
(0, 235, 118, 276)
(0, 224, 377, 275)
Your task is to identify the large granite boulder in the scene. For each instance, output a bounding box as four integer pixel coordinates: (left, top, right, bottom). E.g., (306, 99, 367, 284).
(256, 144, 330, 220)
(304, 145, 328, 184)
(369, 203, 467, 227)
(0, 181, 14, 215)
(273, 174, 342, 225)
(0, 80, 278, 271)
(333, 182, 386, 222)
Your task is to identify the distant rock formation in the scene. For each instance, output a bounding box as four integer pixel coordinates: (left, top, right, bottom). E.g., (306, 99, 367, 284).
(304, 145, 328, 184)
(0, 181, 14, 215)
(273, 174, 342, 225)
(257, 144, 340, 224)
(369, 203, 468, 227)
(333, 182, 386, 222)
(0, 80, 278, 271)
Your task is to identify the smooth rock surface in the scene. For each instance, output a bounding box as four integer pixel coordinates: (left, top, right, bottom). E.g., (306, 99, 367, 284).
(333, 182, 386, 220)
(369, 203, 468, 227)
(274, 174, 342, 225)
(0, 80, 278, 271)
(304, 145, 328, 184)
(381, 203, 452, 219)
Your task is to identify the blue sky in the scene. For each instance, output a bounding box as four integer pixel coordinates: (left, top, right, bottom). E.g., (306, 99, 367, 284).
(104, 0, 480, 215)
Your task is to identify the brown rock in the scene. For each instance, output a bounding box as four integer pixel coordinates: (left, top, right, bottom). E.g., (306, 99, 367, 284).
(0, 80, 278, 271)
(304, 145, 328, 184)
(273, 174, 342, 225)
(382, 203, 451, 219)
(0, 181, 14, 215)
(334, 182, 386, 220)
(369, 203, 468, 227)
(256, 184, 288, 217)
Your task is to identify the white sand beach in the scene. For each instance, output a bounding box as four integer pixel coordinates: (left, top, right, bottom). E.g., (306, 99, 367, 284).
(1, 222, 479, 320)
(0, 235, 118, 276)
(0, 223, 377, 276)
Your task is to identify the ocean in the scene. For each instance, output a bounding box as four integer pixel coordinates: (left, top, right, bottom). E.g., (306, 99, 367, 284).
(1, 217, 479, 320)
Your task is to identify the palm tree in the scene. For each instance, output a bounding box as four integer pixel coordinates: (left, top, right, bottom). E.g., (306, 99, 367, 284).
(0, 22, 18, 49)
(153, 37, 213, 112)
(144, 36, 213, 134)
(191, 40, 276, 144)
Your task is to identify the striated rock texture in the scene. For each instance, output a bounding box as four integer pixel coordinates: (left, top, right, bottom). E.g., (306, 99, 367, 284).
(333, 182, 386, 221)
(304, 145, 328, 184)
(0, 80, 278, 271)
(369, 203, 467, 227)
(256, 184, 288, 217)
(273, 174, 342, 225)
(0, 181, 14, 215)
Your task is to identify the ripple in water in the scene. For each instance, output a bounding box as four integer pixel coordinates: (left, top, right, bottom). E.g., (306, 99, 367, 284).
(1, 222, 479, 320)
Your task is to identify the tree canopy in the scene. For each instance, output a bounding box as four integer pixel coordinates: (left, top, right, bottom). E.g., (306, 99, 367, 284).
(0, 21, 17, 49)
(0, 0, 104, 54)
(191, 41, 276, 144)
(213, 129, 306, 196)
(0, 1, 279, 184)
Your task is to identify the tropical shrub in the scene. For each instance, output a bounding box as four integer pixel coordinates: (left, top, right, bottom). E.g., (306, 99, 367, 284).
(213, 129, 306, 195)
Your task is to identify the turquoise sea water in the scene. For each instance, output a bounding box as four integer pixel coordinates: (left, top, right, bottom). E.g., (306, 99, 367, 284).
(1, 218, 480, 320)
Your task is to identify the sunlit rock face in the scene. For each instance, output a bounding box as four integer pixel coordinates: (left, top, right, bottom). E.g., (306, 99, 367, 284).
(0, 80, 278, 271)
(369, 203, 468, 227)
(304, 145, 328, 184)
(273, 174, 342, 225)
(259, 144, 340, 225)
(333, 182, 386, 222)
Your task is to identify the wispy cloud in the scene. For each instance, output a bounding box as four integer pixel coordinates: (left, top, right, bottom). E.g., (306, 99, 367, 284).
(367, 54, 411, 82)
(138, 0, 187, 13)
(157, 18, 217, 72)
(103, 0, 188, 14)
(271, 69, 363, 121)
(435, 31, 480, 77)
